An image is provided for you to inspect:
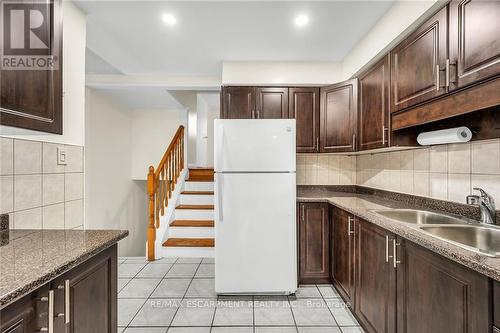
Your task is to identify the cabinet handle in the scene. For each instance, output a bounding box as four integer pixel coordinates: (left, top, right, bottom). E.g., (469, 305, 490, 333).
(445, 59, 450, 87)
(316, 137, 319, 152)
(382, 126, 387, 145)
(301, 205, 305, 222)
(57, 280, 70, 324)
(347, 216, 354, 236)
(393, 240, 401, 268)
(436, 65, 440, 91)
(352, 134, 356, 151)
(48, 290, 54, 333)
(385, 236, 389, 262)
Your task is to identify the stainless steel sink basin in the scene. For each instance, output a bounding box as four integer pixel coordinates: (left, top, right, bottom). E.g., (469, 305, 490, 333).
(373, 209, 469, 225)
(419, 225, 500, 257)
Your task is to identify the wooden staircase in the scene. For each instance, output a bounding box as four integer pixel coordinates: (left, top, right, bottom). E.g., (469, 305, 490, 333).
(162, 167, 215, 257)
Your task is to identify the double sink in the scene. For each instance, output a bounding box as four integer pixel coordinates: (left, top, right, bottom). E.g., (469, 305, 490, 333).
(373, 209, 500, 257)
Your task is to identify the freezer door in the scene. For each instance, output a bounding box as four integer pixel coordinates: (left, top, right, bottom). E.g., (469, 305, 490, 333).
(214, 119, 296, 173)
(215, 172, 297, 294)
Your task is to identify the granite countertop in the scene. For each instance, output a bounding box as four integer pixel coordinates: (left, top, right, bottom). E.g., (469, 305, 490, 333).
(0, 229, 128, 308)
(297, 186, 500, 282)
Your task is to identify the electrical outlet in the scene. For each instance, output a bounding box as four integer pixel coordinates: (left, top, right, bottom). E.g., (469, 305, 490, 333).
(57, 147, 67, 165)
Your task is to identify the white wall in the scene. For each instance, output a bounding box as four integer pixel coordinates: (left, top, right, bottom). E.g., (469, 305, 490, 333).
(222, 61, 342, 86)
(130, 108, 188, 180)
(0, 1, 86, 146)
(85, 88, 147, 256)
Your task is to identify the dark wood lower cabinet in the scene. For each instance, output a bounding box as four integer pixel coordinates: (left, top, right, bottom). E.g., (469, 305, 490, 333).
(331, 207, 355, 304)
(298, 202, 330, 284)
(0, 245, 117, 333)
(396, 238, 490, 333)
(355, 219, 396, 333)
(300, 202, 494, 333)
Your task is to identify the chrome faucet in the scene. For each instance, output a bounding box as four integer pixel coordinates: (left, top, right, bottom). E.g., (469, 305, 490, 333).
(467, 188, 497, 225)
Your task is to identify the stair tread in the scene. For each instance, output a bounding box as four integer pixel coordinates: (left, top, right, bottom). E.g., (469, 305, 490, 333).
(163, 238, 215, 247)
(176, 204, 214, 210)
(181, 191, 214, 195)
(186, 178, 214, 182)
(170, 220, 214, 227)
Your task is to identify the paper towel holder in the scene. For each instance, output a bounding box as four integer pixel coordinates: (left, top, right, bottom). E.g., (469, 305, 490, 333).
(417, 126, 473, 146)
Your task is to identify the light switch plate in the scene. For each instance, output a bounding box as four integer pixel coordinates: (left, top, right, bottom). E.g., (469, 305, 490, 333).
(57, 147, 67, 165)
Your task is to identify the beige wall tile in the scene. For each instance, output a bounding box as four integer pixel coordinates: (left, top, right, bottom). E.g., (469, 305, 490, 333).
(14, 207, 42, 229)
(400, 150, 414, 170)
(43, 203, 65, 229)
(43, 174, 64, 205)
(471, 139, 500, 175)
(448, 143, 470, 174)
(65, 173, 83, 201)
(297, 165, 306, 185)
(43, 143, 65, 174)
(65, 199, 83, 229)
(430, 173, 447, 200)
(400, 171, 414, 193)
(0, 176, 13, 214)
(414, 172, 430, 196)
(471, 174, 500, 204)
(387, 152, 401, 170)
(329, 155, 340, 171)
(387, 170, 401, 191)
(0, 137, 14, 175)
(14, 140, 41, 175)
(429, 146, 447, 173)
(65, 145, 84, 173)
(14, 175, 41, 210)
(448, 174, 470, 203)
(413, 149, 429, 171)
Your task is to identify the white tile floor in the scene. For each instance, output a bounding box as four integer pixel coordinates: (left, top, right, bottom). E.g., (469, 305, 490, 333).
(118, 257, 364, 333)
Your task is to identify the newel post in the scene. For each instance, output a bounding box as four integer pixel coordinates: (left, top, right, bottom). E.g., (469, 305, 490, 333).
(147, 166, 156, 261)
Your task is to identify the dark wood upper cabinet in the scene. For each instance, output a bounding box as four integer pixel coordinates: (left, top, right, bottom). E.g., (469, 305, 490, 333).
(331, 207, 355, 304)
(289, 87, 320, 153)
(320, 79, 358, 153)
(396, 238, 490, 333)
(359, 55, 390, 150)
(449, 0, 500, 90)
(221, 86, 255, 119)
(255, 87, 288, 119)
(390, 6, 448, 112)
(298, 202, 330, 284)
(0, 0, 63, 134)
(355, 219, 396, 333)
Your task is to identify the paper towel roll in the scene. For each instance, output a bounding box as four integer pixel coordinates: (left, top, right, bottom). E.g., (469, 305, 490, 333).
(417, 127, 472, 146)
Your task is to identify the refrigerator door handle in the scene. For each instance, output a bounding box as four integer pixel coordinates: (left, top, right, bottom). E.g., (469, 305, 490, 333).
(217, 176, 224, 222)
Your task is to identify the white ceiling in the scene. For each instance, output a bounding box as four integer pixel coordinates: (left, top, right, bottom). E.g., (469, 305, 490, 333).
(77, 1, 395, 77)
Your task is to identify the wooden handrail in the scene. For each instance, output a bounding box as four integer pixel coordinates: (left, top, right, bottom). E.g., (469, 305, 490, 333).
(147, 125, 185, 261)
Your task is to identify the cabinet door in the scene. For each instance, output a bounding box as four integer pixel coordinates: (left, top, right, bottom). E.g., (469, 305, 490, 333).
(52, 245, 117, 333)
(221, 87, 255, 119)
(390, 7, 448, 112)
(396, 238, 490, 333)
(331, 208, 355, 303)
(289, 87, 320, 153)
(0, 0, 63, 134)
(355, 219, 396, 333)
(449, 0, 500, 90)
(359, 55, 390, 150)
(298, 202, 330, 284)
(255, 87, 288, 119)
(320, 79, 358, 153)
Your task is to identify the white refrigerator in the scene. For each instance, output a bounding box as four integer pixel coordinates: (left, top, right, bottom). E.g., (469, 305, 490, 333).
(214, 119, 297, 295)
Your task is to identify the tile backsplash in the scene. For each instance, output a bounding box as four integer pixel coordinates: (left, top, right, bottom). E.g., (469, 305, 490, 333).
(298, 139, 500, 205)
(356, 139, 500, 205)
(0, 137, 84, 229)
(297, 154, 356, 185)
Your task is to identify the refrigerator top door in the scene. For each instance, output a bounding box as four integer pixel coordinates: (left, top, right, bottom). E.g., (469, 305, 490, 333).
(214, 119, 296, 173)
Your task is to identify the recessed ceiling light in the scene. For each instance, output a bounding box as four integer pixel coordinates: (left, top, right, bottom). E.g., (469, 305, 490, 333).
(162, 13, 177, 26)
(294, 15, 309, 27)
